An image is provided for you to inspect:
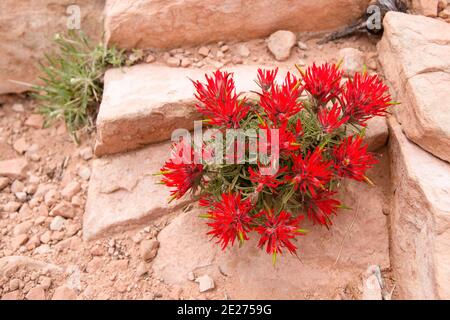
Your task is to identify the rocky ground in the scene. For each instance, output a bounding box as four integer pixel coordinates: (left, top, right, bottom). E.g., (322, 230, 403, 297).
(0, 33, 391, 300)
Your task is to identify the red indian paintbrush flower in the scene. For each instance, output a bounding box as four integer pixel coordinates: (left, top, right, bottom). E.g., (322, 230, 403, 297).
(259, 72, 303, 123)
(306, 191, 341, 226)
(257, 68, 278, 92)
(301, 63, 343, 104)
(333, 135, 378, 182)
(192, 70, 250, 128)
(258, 121, 302, 157)
(200, 193, 253, 250)
(255, 210, 306, 263)
(341, 72, 392, 125)
(317, 103, 349, 134)
(249, 166, 286, 192)
(160, 142, 204, 201)
(290, 148, 333, 197)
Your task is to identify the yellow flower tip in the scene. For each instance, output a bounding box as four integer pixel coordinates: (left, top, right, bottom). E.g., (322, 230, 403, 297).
(272, 251, 277, 266)
(336, 59, 344, 69)
(198, 214, 212, 219)
(295, 64, 305, 77)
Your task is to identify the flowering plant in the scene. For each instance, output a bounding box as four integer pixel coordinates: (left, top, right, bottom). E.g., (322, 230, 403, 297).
(159, 63, 394, 263)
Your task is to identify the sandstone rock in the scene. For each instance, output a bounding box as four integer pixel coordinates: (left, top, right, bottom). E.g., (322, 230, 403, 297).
(25, 114, 44, 129)
(362, 274, 383, 300)
(104, 0, 370, 49)
(83, 142, 189, 241)
(0, 177, 9, 190)
(267, 30, 297, 61)
(11, 180, 25, 193)
(61, 181, 81, 201)
(26, 286, 46, 300)
(140, 239, 159, 261)
(378, 12, 450, 162)
(0, 0, 104, 94)
(50, 202, 75, 219)
(11, 103, 24, 113)
(388, 118, 450, 299)
(153, 155, 390, 298)
(44, 189, 60, 207)
(411, 0, 439, 17)
(0, 158, 28, 179)
(338, 48, 365, 77)
(297, 41, 308, 51)
(11, 234, 29, 250)
(237, 44, 250, 58)
(52, 286, 77, 300)
(94, 65, 287, 156)
(196, 275, 215, 293)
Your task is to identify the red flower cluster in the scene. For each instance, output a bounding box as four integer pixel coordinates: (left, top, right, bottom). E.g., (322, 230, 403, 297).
(159, 63, 394, 263)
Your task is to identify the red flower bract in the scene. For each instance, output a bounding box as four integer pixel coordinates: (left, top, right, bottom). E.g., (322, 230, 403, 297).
(257, 68, 278, 92)
(341, 72, 392, 125)
(333, 135, 378, 181)
(201, 193, 253, 250)
(256, 210, 305, 259)
(290, 148, 333, 197)
(301, 63, 343, 104)
(160, 142, 204, 201)
(192, 70, 250, 128)
(259, 72, 303, 124)
(249, 166, 286, 193)
(317, 103, 349, 134)
(306, 191, 341, 226)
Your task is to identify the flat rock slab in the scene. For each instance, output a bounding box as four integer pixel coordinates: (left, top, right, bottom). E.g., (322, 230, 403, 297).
(378, 12, 450, 162)
(153, 154, 390, 299)
(96, 64, 389, 156)
(83, 141, 187, 241)
(388, 118, 450, 299)
(95, 65, 291, 156)
(104, 0, 370, 49)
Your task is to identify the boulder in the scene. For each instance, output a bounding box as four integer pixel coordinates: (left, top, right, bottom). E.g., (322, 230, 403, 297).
(388, 118, 450, 299)
(378, 12, 450, 162)
(0, 0, 104, 94)
(83, 141, 188, 241)
(153, 155, 390, 298)
(104, 0, 371, 49)
(411, 0, 439, 17)
(267, 30, 297, 61)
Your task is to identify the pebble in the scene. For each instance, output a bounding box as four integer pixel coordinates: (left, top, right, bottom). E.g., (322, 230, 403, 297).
(79, 147, 93, 161)
(13, 138, 29, 154)
(50, 216, 66, 231)
(11, 234, 29, 250)
(13, 220, 33, 235)
(237, 44, 250, 58)
(140, 239, 159, 261)
(44, 189, 60, 207)
(61, 181, 81, 200)
(198, 46, 210, 57)
(9, 279, 21, 291)
(4, 201, 21, 213)
(77, 166, 91, 180)
(52, 286, 77, 300)
(145, 54, 156, 63)
(25, 114, 44, 129)
(26, 286, 46, 300)
(166, 56, 181, 67)
(39, 276, 52, 290)
(180, 58, 193, 68)
(12, 103, 24, 113)
(267, 30, 297, 61)
(39, 231, 52, 244)
(50, 201, 75, 219)
(11, 180, 25, 193)
(15, 191, 27, 202)
(338, 47, 365, 77)
(187, 271, 196, 281)
(136, 262, 148, 277)
(196, 275, 215, 293)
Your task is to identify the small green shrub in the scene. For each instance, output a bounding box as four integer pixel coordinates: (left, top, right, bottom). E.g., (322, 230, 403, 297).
(33, 31, 125, 141)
